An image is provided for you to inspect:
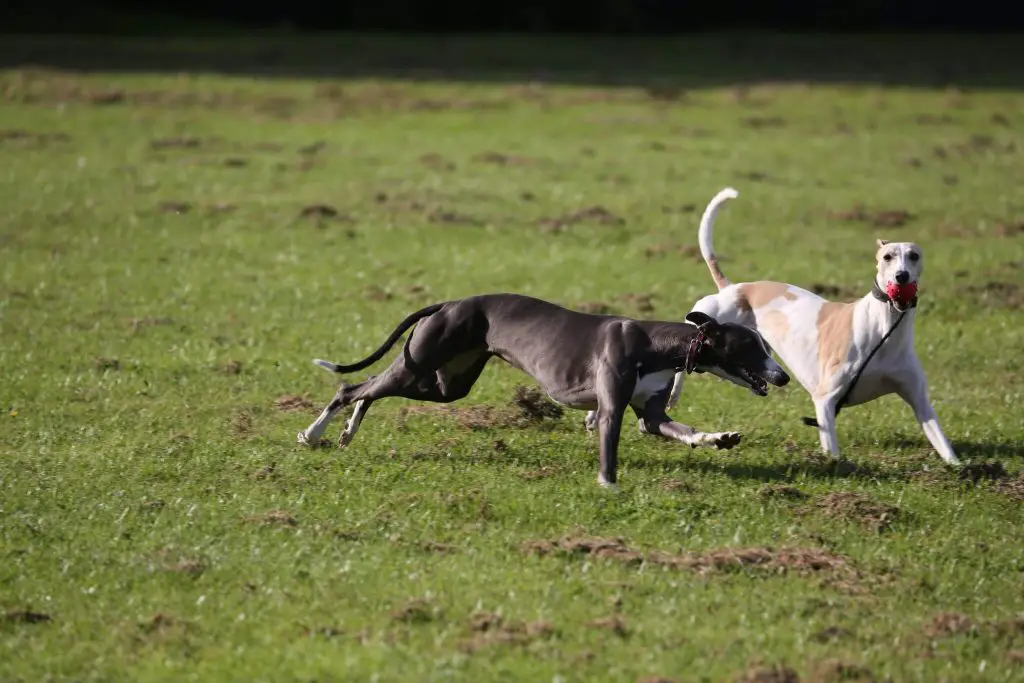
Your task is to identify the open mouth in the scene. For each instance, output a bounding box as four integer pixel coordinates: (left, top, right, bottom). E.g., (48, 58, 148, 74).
(738, 367, 769, 397)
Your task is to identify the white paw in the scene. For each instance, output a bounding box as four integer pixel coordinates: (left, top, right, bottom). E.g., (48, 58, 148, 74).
(584, 411, 597, 433)
(338, 429, 355, 449)
(297, 430, 311, 446)
(597, 473, 620, 492)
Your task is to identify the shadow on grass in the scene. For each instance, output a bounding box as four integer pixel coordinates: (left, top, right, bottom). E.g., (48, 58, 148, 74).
(868, 434, 1024, 461)
(630, 454, 910, 484)
(1, 33, 1023, 90)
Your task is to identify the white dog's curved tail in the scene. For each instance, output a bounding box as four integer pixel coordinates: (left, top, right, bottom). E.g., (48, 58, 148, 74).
(698, 187, 739, 291)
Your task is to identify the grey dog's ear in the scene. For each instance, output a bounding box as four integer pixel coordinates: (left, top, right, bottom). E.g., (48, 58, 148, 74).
(685, 311, 717, 329)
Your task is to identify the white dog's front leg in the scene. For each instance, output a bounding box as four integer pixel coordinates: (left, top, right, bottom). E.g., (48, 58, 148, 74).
(814, 399, 842, 459)
(897, 375, 960, 466)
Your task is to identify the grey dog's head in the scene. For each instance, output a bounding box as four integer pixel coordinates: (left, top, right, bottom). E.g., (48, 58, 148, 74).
(684, 311, 790, 396)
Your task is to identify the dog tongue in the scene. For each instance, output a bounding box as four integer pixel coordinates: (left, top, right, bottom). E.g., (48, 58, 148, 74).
(886, 281, 918, 306)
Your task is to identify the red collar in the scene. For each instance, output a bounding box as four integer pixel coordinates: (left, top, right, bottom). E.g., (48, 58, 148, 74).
(684, 330, 707, 374)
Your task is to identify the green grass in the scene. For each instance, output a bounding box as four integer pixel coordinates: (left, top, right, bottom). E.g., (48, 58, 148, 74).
(2, 33, 1024, 683)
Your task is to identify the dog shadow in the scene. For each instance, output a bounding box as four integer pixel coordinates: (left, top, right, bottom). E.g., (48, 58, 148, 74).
(628, 448, 903, 483)
(871, 434, 1023, 461)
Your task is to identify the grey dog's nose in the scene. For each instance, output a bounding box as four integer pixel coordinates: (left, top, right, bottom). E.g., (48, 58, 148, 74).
(895, 270, 910, 284)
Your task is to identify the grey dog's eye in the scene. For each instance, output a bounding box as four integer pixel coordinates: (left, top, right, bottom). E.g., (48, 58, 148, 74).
(909, 252, 920, 262)
(883, 254, 893, 262)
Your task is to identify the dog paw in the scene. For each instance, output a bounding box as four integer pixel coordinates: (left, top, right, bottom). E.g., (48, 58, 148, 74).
(583, 412, 597, 432)
(597, 474, 620, 492)
(713, 432, 743, 450)
(297, 431, 311, 446)
(338, 429, 356, 449)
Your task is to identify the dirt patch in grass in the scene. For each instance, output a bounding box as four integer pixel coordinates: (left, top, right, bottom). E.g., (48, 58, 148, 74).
(588, 615, 629, 637)
(472, 151, 541, 166)
(511, 384, 564, 422)
(460, 612, 555, 652)
(157, 201, 191, 215)
(427, 208, 483, 226)
(137, 613, 181, 636)
(253, 463, 276, 480)
(419, 152, 456, 171)
(810, 660, 875, 682)
(150, 136, 202, 150)
(3, 610, 52, 625)
(759, 484, 810, 501)
(810, 283, 861, 301)
(619, 293, 657, 316)
(233, 411, 253, 436)
(811, 626, 853, 643)
(737, 664, 800, 683)
(1, 129, 72, 147)
(244, 509, 298, 527)
(221, 360, 244, 375)
(130, 316, 174, 331)
(829, 205, 913, 228)
(523, 535, 860, 583)
(993, 221, 1024, 237)
(94, 356, 120, 371)
(299, 204, 353, 222)
(274, 395, 314, 412)
(390, 598, 441, 625)
(914, 114, 956, 126)
(520, 466, 561, 480)
(401, 385, 562, 431)
(644, 243, 703, 261)
(812, 492, 901, 532)
(742, 116, 787, 129)
(966, 281, 1024, 309)
(575, 300, 618, 315)
(662, 478, 695, 493)
(539, 205, 625, 232)
(925, 612, 975, 638)
(996, 473, 1024, 501)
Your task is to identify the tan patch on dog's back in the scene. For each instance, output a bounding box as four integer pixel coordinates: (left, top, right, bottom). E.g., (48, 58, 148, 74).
(737, 282, 798, 312)
(761, 309, 790, 341)
(817, 302, 855, 386)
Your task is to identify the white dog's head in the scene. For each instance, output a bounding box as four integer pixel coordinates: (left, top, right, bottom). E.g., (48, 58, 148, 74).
(875, 239, 923, 311)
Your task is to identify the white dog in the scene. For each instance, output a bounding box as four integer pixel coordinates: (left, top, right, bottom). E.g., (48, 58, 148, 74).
(678, 188, 959, 466)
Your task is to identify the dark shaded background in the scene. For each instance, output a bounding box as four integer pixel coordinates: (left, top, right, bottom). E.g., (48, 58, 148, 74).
(4, 0, 1024, 33)
(2, 1, 1022, 93)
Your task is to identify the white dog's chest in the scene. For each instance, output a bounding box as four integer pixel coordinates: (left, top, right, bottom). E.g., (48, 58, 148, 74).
(632, 369, 676, 405)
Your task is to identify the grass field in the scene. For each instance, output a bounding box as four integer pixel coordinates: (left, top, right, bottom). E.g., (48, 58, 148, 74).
(1, 33, 1023, 683)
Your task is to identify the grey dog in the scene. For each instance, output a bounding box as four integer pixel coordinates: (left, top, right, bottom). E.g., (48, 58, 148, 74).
(298, 293, 789, 489)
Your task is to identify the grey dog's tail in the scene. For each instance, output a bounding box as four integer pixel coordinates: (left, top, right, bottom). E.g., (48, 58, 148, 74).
(313, 302, 445, 374)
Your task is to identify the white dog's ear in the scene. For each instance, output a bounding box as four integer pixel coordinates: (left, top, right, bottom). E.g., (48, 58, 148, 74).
(876, 238, 890, 248)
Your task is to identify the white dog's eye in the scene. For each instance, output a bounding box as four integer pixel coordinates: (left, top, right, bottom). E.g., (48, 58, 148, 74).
(883, 254, 894, 262)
